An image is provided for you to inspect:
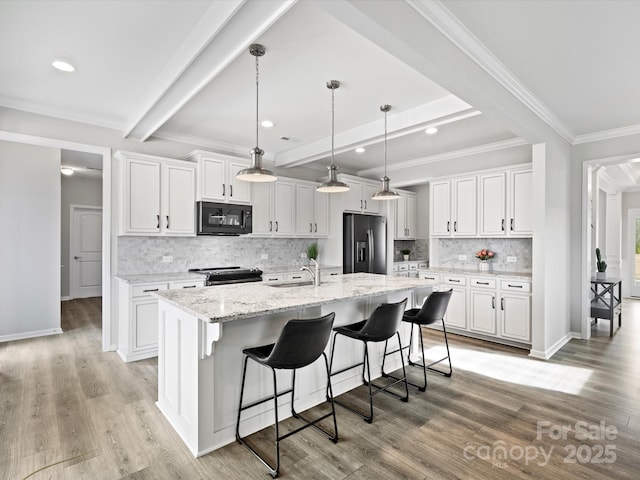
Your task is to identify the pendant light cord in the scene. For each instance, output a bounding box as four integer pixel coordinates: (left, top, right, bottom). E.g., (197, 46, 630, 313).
(384, 108, 388, 177)
(331, 86, 335, 167)
(255, 54, 259, 148)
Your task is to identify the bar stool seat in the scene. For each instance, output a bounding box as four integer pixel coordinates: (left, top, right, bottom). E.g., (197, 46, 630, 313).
(235, 312, 338, 478)
(328, 298, 409, 423)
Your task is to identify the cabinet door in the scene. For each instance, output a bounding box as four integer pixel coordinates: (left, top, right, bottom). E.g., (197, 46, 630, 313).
(500, 294, 531, 342)
(479, 172, 506, 236)
(132, 299, 159, 352)
(313, 189, 329, 236)
(163, 163, 195, 235)
(228, 161, 252, 204)
(344, 180, 363, 211)
(510, 169, 533, 235)
(469, 290, 497, 334)
(395, 195, 407, 238)
(199, 157, 226, 201)
(295, 184, 314, 236)
(444, 287, 466, 329)
(251, 183, 273, 235)
(363, 184, 379, 214)
(430, 180, 451, 236)
(125, 158, 161, 233)
(406, 194, 417, 239)
(273, 181, 295, 236)
(453, 177, 477, 236)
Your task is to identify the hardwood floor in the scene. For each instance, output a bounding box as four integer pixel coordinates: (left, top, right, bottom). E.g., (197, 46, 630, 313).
(1, 297, 639, 479)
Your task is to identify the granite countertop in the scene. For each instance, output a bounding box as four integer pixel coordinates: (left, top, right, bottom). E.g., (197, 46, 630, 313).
(155, 272, 431, 323)
(116, 272, 206, 284)
(424, 266, 532, 281)
(261, 264, 341, 274)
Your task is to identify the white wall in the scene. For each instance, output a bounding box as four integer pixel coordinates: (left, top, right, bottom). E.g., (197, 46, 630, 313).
(61, 174, 103, 297)
(0, 141, 62, 341)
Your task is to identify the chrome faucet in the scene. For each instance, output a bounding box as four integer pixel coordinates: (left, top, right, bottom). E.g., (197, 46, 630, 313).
(301, 258, 321, 286)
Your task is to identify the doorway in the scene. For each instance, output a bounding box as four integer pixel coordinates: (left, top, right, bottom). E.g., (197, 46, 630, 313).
(627, 208, 640, 297)
(70, 205, 103, 298)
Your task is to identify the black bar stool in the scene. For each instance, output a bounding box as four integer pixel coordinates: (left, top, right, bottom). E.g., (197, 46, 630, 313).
(235, 312, 338, 478)
(327, 298, 409, 423)
(384, 289, 453, 392)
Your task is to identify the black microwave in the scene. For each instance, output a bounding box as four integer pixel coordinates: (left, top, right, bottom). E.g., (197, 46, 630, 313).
(197, 202, 252, 235)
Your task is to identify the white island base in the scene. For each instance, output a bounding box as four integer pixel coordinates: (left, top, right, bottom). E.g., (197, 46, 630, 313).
(156, 284, 425, 457)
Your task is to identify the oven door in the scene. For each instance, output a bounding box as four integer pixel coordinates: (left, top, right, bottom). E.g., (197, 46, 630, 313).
(197, 202, 252, 235)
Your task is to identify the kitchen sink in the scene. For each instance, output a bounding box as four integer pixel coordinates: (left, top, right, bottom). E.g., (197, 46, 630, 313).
(266, 281, 314, 288)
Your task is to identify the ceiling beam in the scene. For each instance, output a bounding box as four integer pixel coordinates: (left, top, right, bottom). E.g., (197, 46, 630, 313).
(124, 0, 296, 141)
(275, 95, 474, 167)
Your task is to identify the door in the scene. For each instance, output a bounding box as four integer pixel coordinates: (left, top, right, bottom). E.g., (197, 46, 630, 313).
(228, 161, 252, 204)
(500, 294, 531, 342)
(70, 206, 102, 298)
(125, 157, 161, 233)
(406, 194, 417, 238)
(251, 183, 273, 235)
(469, 290, 497, 334)
(510, 169, 533, 235)
(453, 176, 477, 235)
(479, 172, 506, 236)
(273, 180, 295, 236)
(295, 183, 313, 236)
(313, 189, 329, 236)
(163, 163, 195, 235)
(430, 180, 451, 236)
(444, 287, 466, 329)
(628, 208, 640, 296)
(395, 194, 407, 238)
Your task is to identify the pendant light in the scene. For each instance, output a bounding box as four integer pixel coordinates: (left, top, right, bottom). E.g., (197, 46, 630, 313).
(237, 44, 277, 182)
(317, 80, 350, 193)
(371, 104, 400, 201)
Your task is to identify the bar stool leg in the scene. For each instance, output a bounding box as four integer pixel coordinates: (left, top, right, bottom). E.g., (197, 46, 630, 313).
(235, 355, 250, 442)
(271, 367, 280, 478)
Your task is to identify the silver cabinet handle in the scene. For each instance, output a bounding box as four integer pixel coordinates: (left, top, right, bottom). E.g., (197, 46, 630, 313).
(157, 214, 160, 229)
(492, 296, 495, 309)
(275, 221, 279, 232)
(230, 185, 233, 197)
(269, 220, 273, 232)
(166, 215, 169, 229)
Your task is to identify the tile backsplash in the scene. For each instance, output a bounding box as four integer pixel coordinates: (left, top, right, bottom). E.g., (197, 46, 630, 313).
(393, 239, 428, 262)
(117, 236, 322, 275)
(434, 238, 532, 272)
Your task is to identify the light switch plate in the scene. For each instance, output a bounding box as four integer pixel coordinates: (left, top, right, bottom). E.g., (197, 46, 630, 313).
(458, 254, 467, 261)
(162, 256, 173, 263)
(507, 256, 517, 263)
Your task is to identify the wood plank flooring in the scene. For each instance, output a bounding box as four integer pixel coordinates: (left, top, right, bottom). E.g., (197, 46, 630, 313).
(1, 297, 639, 479)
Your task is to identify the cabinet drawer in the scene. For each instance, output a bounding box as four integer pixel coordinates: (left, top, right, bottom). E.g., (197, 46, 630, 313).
(285, 271, 309, 282)
(500, 280, 531, 292)
(443, 275, 466, 286)
(418, 263, 428, 269)
(419, 272, 440, 282)
(409, 264, 418, 271)
(171, 279, 204, 289)
(470, 277, 496, 289)
(398, 264, 409, 271)
(392, 264, 399, 272)
(324, 268, 341, 277)
(131, 283, 169, 298)
(263, 273, 284, 282)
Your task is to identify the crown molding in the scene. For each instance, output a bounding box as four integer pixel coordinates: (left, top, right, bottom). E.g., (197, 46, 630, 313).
(407, 0, 575, 144)
(151, 131, 275, 161)
(573, 123, 640, 145)
(358, 137, 527, 176)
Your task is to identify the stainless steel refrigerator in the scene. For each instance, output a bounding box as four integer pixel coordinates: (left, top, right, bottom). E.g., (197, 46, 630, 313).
(343, 213, 387, 274)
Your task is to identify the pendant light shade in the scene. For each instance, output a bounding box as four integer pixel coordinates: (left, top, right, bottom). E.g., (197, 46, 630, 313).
(371, 104, 400, 201)
(237, 44, 277, 183)
(317, 80, 350, 193)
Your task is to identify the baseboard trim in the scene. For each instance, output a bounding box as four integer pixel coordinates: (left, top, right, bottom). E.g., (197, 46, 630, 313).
(60, 296, 72, 301)
(529, 332, 573, 360)
(0, 328, 63, 343)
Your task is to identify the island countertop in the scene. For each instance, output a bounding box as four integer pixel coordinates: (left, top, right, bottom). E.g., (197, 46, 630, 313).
(155, 272, 430, 323)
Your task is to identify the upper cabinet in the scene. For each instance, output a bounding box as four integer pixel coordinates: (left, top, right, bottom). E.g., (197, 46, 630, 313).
(295, 182, 329, 237)
(186, 150, 251, 205)
(479, 167, 532, 237)
(431, 165, 532, 239)
(430, 176, 477, 237)
(395, 191, 417, 239)
(116, 151, 196, 236)
(342, 177, 380, 214)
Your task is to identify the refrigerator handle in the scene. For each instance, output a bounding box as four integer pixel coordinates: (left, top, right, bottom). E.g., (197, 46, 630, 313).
(367, 229, 374, 273)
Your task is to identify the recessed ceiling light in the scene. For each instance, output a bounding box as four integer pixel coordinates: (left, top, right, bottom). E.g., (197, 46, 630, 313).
(52, 60, 75, 72)
(425, 127, 438, 135)
(355, 147, 366, 154)
(261, 120, 274, 128)
(61, 167, 74, 176)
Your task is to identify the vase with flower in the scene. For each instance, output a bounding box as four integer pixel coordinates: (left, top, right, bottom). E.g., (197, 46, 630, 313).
(475, 248, 494, 271)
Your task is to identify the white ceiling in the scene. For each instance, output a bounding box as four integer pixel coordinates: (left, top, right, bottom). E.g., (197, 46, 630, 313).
(2, 0, 640, 187)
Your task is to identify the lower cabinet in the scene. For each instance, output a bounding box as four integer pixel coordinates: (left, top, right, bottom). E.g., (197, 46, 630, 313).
(469, 289, 497, 335)
(500, 292, 531, 342)
(118, 278, 204, 362)
(445, 287, 467, 329)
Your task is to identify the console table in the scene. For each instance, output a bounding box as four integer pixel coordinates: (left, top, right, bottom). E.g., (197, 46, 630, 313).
(590, 277, 622, 337)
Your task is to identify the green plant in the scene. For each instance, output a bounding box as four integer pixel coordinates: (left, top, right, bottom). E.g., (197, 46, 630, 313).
(401, 249, 411, 255)
(595, 248, 607, 272)
(306, 242, 318, 260)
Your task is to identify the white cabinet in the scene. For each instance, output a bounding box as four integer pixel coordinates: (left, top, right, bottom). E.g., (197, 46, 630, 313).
(430, 177, 476, 236)
(445, 287, 467, 330)
(187, 150, 251, 204)
(117, 278, 205, 362)
(343, 178, 380, 214)
(395, 192, 417, 239)
(499, 280, 531, 342)
(479, 168, 532, 237)
(117, 151, 196, 236)
(251, 179, 296, 236)
(294, 183, 330, 237)
(469, 289, 497, 335)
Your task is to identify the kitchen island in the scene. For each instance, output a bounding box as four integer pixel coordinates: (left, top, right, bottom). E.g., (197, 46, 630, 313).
(154, 273, 432, 457)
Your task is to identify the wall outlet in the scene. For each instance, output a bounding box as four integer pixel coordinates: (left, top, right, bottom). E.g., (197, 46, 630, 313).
(507, 256, 517, 263)
(458, 254, 467, 261)
(162, 256, 173, 263)
(261, 254, 269, 260)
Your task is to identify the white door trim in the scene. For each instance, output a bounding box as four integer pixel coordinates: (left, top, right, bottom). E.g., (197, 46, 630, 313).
(627, 208, 640, 297)
(0, 130, 113, 352)
(70, 205, 103, 299)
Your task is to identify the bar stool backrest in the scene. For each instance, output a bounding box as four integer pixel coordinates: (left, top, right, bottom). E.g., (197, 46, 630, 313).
(265, 312, 336, 369)
(360, 298, 408, 342)
(413, 289, 453, 325)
